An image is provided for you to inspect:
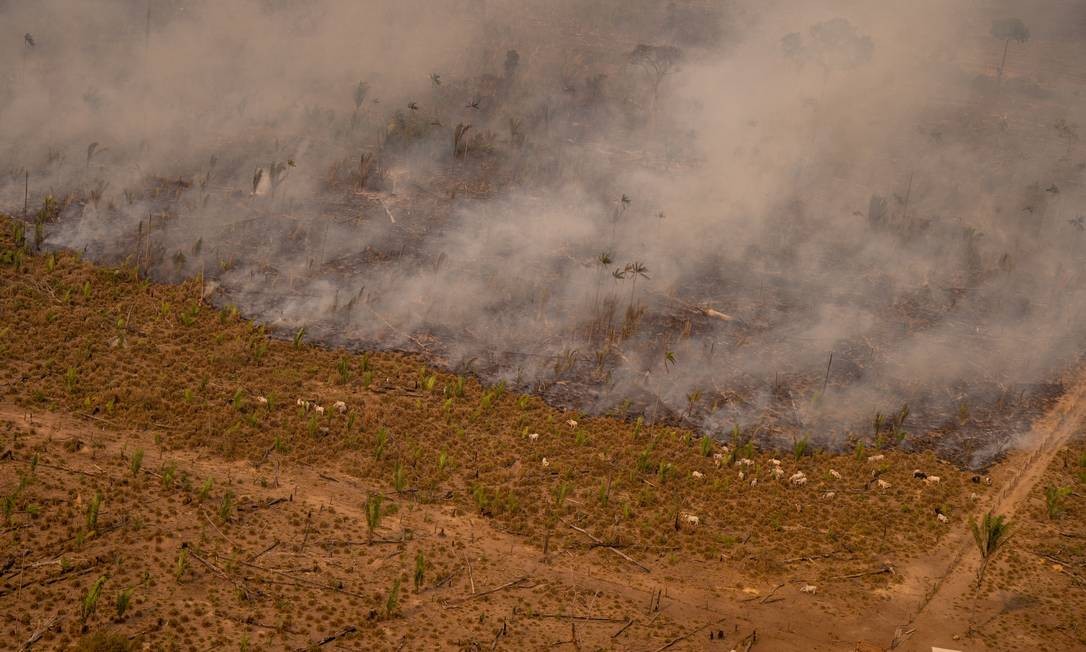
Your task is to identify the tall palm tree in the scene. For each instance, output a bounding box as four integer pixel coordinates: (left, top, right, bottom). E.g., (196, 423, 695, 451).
(595, 251, 613, 298)
(991, 19, 1029, 85)
(610, 194, 631, 245)
(605, 266, 627, 336)
(592, 251, 613, 336)
(625, 261, 650, 309)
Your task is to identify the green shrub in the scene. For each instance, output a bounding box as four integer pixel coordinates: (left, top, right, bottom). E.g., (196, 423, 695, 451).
(1044, 485, 1071, 519)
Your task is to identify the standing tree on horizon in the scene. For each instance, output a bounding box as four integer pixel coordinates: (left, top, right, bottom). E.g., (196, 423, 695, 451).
(991, 18, 1030, 85)
(629, 44, 682, 125)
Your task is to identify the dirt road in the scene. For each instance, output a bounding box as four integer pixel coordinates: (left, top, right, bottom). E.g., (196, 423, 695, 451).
(889, 370, 1086, 651)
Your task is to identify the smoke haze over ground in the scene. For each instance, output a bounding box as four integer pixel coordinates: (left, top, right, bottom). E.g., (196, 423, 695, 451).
(3, 0, 1086, 466)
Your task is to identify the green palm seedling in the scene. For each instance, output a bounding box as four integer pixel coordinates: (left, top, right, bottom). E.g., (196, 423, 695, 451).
(554, 481, 572, 509)
(414, 550, 425, 591)
(85, 492, 102, 535)
(699, 436, 713, 457)
(891, 404, 910, 444)
(81, 575, 107, 626)
(197, 478, 213, 502)
(971, 512, 1012, 586)
(337, 357, 352, 384)
(374, 427, 389, 461)
(385, 577, 401, 618)
(115, 587, 134, 620)
(175, 549, 188, 582)
(685, 390, 701, 417)
(161, 462, 177, 489)
(793, 435, 811, 460)
(218, 491, 235, 523)
(365, 494, 384, 543)
(1044, 486, 1071, 519)
(130, 449, 144, 477)
(392, 463, 406, 493)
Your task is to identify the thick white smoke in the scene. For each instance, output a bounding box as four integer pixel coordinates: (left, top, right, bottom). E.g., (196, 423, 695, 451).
(3, 0, 1085, 466)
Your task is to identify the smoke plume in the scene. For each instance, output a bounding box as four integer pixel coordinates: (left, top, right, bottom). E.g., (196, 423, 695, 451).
(3, 0, 1085, 466)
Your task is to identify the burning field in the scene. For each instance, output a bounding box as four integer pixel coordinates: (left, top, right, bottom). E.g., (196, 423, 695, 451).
(1, 0, 1086, 650)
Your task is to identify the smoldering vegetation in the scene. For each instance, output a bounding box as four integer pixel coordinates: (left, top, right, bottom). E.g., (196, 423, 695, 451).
(2, 0, 1085, 466)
